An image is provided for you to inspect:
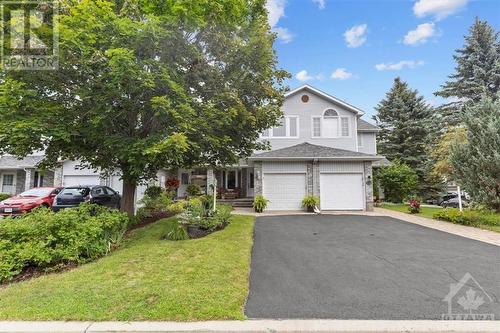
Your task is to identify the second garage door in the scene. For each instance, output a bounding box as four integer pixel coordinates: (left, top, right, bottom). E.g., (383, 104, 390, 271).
(320, 173, 364, 210)
(263, 173, 306, 210)
(63, 175, 100, 187)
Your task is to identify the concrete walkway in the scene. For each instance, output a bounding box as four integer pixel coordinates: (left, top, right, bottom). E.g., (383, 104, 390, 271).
(374, 207, 500, 246)
(233, 207, 500, 246)
(1, 320, 499, 333)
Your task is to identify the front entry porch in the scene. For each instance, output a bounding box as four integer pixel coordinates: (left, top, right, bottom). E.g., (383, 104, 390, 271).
(175, 167, 255, 201)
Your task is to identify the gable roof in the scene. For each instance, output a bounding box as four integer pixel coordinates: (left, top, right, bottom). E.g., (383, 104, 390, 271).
(285, 85, 364, 116)
(358, 119, 380, 132)
(249, 143, 382, 161)
(0, 155, 45, 169)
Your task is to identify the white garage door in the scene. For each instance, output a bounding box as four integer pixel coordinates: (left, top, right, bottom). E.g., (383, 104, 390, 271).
(63, 175, 100, 187)
(320, 173, 364, 210)
(263, 173, 306, 210)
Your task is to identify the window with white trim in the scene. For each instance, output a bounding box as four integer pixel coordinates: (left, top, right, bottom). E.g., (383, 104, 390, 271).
(357, 133, 363, 147)
(312, 117, 321, 137)
(341, 117, 349, 137)
(261, 116, 299, 138)
(323, 109, 339, 138)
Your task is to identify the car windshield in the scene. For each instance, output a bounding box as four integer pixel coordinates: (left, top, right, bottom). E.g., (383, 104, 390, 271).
(60, 188, 90, 196)
(19, 188, 53, 197)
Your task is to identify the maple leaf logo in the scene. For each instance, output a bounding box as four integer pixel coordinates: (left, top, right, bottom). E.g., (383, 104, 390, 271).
(457, 288, 484, 314)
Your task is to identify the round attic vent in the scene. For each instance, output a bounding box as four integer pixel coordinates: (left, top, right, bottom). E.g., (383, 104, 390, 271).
(301, 94, 309, 103)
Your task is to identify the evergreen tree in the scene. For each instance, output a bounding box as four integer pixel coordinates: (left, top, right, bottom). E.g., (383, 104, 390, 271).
(373, 78, 440, 198)
(450, 96, 500, 212)
(435, 18, 500, 126)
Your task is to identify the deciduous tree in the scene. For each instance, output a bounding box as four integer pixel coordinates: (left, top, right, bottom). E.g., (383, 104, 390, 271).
(0, 0, 288, 215)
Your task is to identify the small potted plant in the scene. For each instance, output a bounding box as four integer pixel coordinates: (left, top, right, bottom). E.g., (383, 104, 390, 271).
(253, 195, 270, 213)
(301, 195, 319, 212)
(408, 198, 421, 214)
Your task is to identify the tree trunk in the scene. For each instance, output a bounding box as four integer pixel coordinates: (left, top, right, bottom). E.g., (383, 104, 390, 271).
(121, 179, 137, 217)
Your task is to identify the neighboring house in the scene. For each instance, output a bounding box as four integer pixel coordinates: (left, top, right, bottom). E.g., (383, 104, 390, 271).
(174, 85, 383, 211)
(0, 155, 166, 206)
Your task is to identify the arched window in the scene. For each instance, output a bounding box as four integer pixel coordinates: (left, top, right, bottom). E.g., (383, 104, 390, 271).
(323, 109, 339, 118)
(323, 109, 339, 137)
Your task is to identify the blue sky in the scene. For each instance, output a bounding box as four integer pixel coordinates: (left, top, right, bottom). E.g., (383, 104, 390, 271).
(267, 0, 500, 119)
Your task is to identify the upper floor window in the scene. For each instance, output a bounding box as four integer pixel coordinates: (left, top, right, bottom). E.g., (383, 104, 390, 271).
(312, 109, 350, 138)
(261, 116, 299, 138)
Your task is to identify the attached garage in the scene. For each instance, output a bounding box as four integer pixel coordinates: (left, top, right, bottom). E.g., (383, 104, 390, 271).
(262, 161, 307, 210)
(62, 175, 100, 187)
(250, 143, 381, 212)
(320, 173, 364, 210)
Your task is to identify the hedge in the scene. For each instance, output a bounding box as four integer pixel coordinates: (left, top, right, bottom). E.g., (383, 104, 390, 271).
(433, 208, 500, 227)
(0, 204, 129, 283)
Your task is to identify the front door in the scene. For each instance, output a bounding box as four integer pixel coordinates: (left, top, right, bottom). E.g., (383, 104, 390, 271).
(247, 168, 254, 197)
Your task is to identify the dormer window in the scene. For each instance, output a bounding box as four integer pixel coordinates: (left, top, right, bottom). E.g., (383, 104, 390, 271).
(311, 109, 350, 138)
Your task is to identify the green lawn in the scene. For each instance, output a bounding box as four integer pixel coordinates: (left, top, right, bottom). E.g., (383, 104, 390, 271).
(0, 215, 255, 321)
(381, 203, 500, 233)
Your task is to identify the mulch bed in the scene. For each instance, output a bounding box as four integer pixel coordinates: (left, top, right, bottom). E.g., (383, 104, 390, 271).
(127, 211, 175, 232)
(187, 221, 229, 239)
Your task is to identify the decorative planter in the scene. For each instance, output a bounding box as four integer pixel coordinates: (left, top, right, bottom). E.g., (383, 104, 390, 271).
(305, 206, 315, 213)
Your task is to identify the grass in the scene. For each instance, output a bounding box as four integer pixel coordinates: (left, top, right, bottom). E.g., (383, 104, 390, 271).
(380, 203, 500, 233)
(0, 215, 255, 321)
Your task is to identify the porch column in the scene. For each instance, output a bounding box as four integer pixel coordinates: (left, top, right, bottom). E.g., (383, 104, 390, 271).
(364, 161, 374, 211)
(254, 161, 263, 196)
(206, 168, 215, 195)
(24, 168, 33, 191)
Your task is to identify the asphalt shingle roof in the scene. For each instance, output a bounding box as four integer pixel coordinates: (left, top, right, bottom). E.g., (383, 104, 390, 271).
(250, 143, 380, 160)
(357, 119, 380, 131)
(0, 155, 44, 168)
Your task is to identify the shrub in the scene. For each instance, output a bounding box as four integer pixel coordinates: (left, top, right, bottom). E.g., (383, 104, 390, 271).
(167, 201, 186, 215)
(144, 186, 162, 199)
(0, 204, 129, 282)
(253, 195, 269, 213)
(165, 177, 180, 192)
(137, 192, 173, 219)
(408, 199, 421, 214)
(301, 195, 319, 210)
(433, 209, 500, 227)
(164, 221, 188, 241)
(0, 193, 11, 202)
(378, 161, 418, 203)
(197, 204, 233, 231)
(186, 184, 202, 197)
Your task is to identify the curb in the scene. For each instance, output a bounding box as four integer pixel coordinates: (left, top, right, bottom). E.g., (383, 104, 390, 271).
(1, 320, 499, 333)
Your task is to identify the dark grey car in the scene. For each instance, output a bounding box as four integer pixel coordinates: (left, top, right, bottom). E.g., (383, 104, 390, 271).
(52, 185, 121, 211)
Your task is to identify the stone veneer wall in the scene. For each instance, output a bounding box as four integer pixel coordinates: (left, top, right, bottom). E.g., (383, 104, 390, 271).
(206, 169, 215, 195)
(306, 161, 313, 196)
(364, 161, 374, 211)
(253, 161, 262, 196)
(43, 170, 55, 187)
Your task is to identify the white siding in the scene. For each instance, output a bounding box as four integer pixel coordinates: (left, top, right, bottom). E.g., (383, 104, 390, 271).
(259, 91, 358, 151)
(319, 162, 364, 173)
(262, 161, 307, 173)
(357, 132, 377, 154)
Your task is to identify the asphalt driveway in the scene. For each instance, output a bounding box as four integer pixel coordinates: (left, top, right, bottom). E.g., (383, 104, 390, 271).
(245, 215, 500, 319)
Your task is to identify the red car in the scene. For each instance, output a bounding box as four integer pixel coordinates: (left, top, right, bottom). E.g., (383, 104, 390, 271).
(0, 187, 63, 217)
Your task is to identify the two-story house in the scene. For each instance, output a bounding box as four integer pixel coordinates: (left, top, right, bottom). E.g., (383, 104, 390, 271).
(175, 85, 383, 211)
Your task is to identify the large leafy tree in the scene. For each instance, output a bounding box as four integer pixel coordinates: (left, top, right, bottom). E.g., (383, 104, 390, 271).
(0, 0, 288, 215)
(372, 77, 440, 197)
(435, 18, 500, 127)
(450, 97, 500, 212)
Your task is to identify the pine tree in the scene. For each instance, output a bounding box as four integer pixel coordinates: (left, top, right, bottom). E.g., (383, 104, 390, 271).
(435, 18, 500, 126)
(450, 96, 500, 212)
(373, 78, 440, 198)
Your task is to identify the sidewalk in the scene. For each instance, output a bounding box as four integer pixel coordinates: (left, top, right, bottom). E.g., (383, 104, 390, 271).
(374, 207, 500, 246)
(1, 320, 499, 333)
